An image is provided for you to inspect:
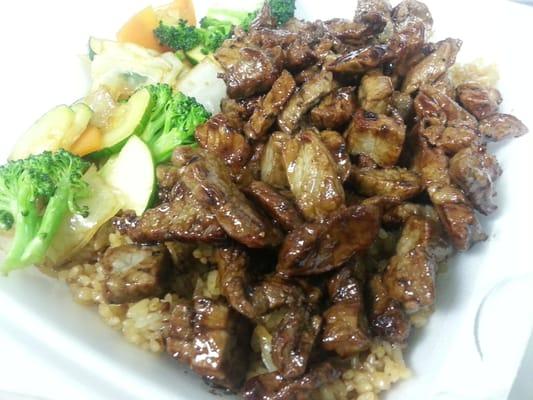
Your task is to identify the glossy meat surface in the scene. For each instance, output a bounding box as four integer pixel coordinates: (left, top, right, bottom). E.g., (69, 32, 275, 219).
(243, 363, 340, 400)
(244, 181, 303, 232)
(196, 113, 252, 173)
(479, 113, 528, 142)
(116, 181, 227, 244)
(261, 132, 290, 189)
(358, 74, 394, 114)
(310, 87, 356, 130)
(90, 1, 529, 395)
(402, 38, 461, 94)
(283, 130, 345, 222)
(383, 216, 450, 312)
(322, 267, 371, 357)
(217, 46, 285, 99)
(277, 205, 380, 276)
(271, 308, 322, 378)
(349, 166, 423, 201)
(180, 150, 282, 248)
(319, 130, 352, 182)
(102, 245, 171, 304)
(367, 274, 411, 343)
(278, 71, 336, 134)
(344, 109, 406, 168)
(245, 70, 297, 140)
(449, 145, 502, 215)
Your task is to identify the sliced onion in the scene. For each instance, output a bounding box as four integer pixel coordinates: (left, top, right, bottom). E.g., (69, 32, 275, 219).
(253, 325, 278, 373)
(44, 166, 123, 267)
(84, 87, 117, 129)
(175, 56, 227, 115)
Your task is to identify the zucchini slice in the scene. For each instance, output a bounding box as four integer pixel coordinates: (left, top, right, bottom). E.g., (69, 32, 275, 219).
(10, 105, 75, 160)
(91, 87, 153, 158)
(186, 47, 208, 66)
(61, 103, 93, 149)
(100, 136, 155, 216)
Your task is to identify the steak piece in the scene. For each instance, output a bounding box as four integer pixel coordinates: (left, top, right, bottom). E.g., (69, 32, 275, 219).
(195, 113, 252, 173)
(243, 363, 340, 400)
(271, 308, 322, 378)
(324, 14, 387, 46)
(244, 181, 303, 231)
(456, 83, 502, 120)
(217, 46, 285, 99)
(383, 216, 451, 312)
(310, 87, 357, 131)
(285, 39, 317, 71)
(278, 71, 336, 134)
(358, 74, 393, 114)
(414, 84, 480, 155)
(402, 38, 461, 94)
(215, 246, 308, 319)
(261, 132, 291, 189)
(392, 0, 433, 33)
(479, 113, 528, 142)
(417, 124, 480, 155)
(179, 149, 282, 248)
(412, 137, 487, 250)
(349, 166, 423, 201)
(245, 70, 297, 140)
(319, 130, 352, 182)
(322, 266, 371, 357)
(277, 204, 380, 277)
(344, 109, 406, 168)
(283, 130, 345, 222)
(166, 300, 195, 364)
(102, 244, 171, 304)
(449, 145, 502, 215)
(414, 85, 477, 130)
(429, 183, 487, 250)
(166, 296, 252, 391)
(383, 203, 439, 225)
(328, 44, 389, 74)
(367, 274, 411, 343)
(116, 181, 226, 244)
(191, 297, 251, 390)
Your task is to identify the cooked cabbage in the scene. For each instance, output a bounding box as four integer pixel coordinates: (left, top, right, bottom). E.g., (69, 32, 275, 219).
(89, 38, 186, 100)
(44, 166, 123, 267)
(175, 56, 227, 114)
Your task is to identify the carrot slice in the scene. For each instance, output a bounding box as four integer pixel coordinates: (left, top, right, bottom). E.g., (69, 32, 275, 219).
(117, 6, 168, 52)
(70, 125, 103, 157)
(158, 0, 197, 26)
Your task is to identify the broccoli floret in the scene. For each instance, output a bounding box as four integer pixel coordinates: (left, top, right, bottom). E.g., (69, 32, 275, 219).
(198, 17, 234, 53)
(240, 12, 258, 31)
(154, 18, 234, 54)
(206, 0, 295, 32)
(0, 150, 90, 273)
(269, 0, 296, 26)
(140, 84, 210, 164)
(154, 20, 201, 52)
(205, 9, 257, 32)
(154, 0, 296, 55)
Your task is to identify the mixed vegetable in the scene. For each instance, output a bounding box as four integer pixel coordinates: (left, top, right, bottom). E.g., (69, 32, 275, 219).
(139, 84, 210, 164)
(0, 151, 90, 273)
(0, 0, 294, 273)
(155, 0, 295, 64)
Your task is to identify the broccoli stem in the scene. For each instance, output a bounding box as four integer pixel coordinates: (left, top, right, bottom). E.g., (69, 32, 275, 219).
(150, 133, 189, 165)
(19, 183, 71, 266)
(140, 112, 166, 144)
(207, 8, 253, 25)
(1, 184, 40, 273)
